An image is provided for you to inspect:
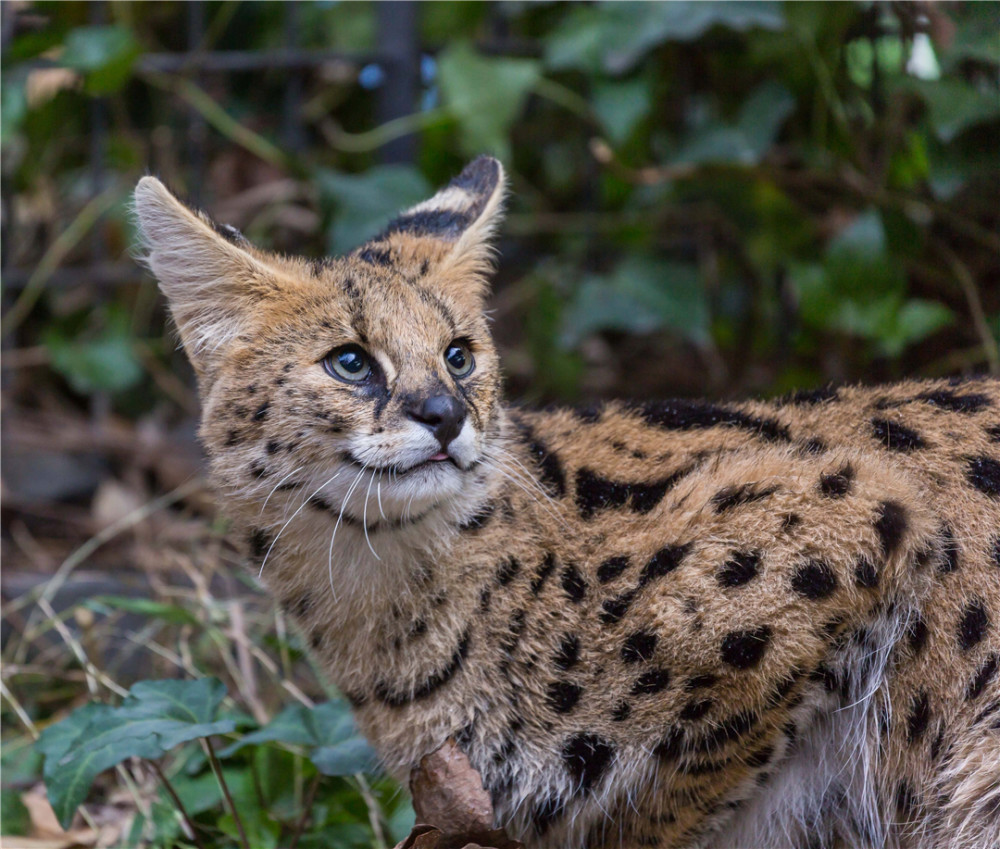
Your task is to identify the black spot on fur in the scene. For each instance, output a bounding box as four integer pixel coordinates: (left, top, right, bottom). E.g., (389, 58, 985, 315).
(967, 455, 1000, 496)
(597, 555, 630, 583)
(819, 464, 853, 497)
(791, 560, 839, 600)
(803, 438, 826, 454)
(653, 727, 684, 761)
(561, 565, 587, 602)
(574, 405, 602, 423)
(622, 631, 658, 664)
(381, 208, 474, 241)
(685, 673, 718, 691)
(916, 389, 991, 413)
(496, 556, 520, 586)
(639, 400, 791, 442)
(611, 701, 632, 721)
(939, 526, 960, 574)
(712, 483, 779, 513)
(717, 550, 760, 587)
(720, 627, 772, 669)
(209, 220, 246, 244)
(266, 440, 281, 455)
(530, 796, 565, 837)
(694, 709, 760, 753)
(547, 681, 583, 714)
(745, 743, 775, 769)
(680, 699, 714, 721)
(554, 634, 580, 671)
(575, 468, 685, 518)
(458, 501, 495, 532)
(225, 429, 242, 447)
(987, 424, 1000, 443)
(253, 401, 270, 421)
(854, 557, 879, 589)
(788, 385, 840, 405)
(531, 553, 557, 595)
(908, 615, 929, 654)
(781, 513, 802, 532)
(520, 431, 567, 498)
(374, 631, 470, 707)
(248, 528, 272, 558)
(871, 417, 926, 451)
(907, 691, 930, 743)
(599, 589, 637, 625)
(358, 245, 393, 266)
(561, 733, 615, 793)
(957, 597, 990, 651)
(967, 654, 998, 701)
(874, 501, 908, 556)
(449, 155, 500, 210)
(639, 543, 691, 586)
(895, 781, 917, 818)
(478, 586, 491, 612)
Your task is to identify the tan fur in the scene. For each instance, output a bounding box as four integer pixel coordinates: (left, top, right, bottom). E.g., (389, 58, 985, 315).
(135, 158, 1000, 849)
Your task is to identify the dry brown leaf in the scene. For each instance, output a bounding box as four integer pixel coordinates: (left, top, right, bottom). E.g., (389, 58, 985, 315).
(13, 786, 97, 848)
(403, 740, 524, 849)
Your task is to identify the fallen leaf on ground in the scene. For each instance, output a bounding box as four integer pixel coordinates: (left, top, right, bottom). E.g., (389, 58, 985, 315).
(396, 740, 524, 849)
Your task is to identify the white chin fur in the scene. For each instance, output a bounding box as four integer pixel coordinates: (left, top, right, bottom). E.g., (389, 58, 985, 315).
(336, 421, 482, 521)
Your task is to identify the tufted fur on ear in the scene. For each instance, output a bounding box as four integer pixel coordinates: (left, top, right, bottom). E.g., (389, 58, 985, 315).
(133, 177, 288, 375)
(355, 156, 507, 300)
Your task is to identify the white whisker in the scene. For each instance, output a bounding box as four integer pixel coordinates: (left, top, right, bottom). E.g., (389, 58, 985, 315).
(362, 468, 381, 561)
(260, 469, 342, 579)
(259, 465, 304, 514)
(327, 467, 368, 597)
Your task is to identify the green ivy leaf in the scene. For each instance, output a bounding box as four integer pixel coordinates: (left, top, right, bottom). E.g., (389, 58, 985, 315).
(547, 2, 784, 75)
(672, 81, 794, 165)
(592, 76, 652, 145)
(437, 42, 541, 160)
(36, 679, 236, 828)
(44, 304, 144, 395)
(561, 256, 709, 347)
(60, 25, 140, 95)
(317, 166, 431, 255)
(907, 78, 1000, 143)
(219, 699, 377, 776)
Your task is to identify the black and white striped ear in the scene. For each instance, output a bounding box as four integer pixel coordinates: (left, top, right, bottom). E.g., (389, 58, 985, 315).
(357, 157, 507, 295)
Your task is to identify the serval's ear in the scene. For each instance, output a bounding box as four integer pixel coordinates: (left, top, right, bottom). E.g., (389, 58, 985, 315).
(355, 156, 507, 301)
(133, 177, 282, 375)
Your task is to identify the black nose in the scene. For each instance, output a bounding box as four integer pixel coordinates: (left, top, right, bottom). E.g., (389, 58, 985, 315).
(406, 394, 466, 449)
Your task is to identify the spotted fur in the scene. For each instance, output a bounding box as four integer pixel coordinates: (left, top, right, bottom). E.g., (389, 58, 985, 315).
(135, 158, 1000, 849)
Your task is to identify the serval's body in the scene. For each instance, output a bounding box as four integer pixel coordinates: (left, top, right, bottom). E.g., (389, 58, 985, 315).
(135, 158, 1000, 848)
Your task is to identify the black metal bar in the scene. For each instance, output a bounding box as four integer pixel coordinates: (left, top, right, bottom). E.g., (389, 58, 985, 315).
(282, 2, 305, 152)
(186, 1, 207, 205)
(138, 48, 376, 73)
(375, 1, 420, 164)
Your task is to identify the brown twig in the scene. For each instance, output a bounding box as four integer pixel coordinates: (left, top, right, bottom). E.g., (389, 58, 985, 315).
(287, 773, 321, 849)
(151, 761, 209, 849)
(204, 736, 250, 849)
(937, 243, 1000, 374)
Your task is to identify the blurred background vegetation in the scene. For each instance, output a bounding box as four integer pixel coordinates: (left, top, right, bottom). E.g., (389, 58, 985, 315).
(2, 1, 998, 847)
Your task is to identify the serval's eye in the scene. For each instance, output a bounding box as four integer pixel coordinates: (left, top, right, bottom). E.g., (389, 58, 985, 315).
(445, 340, 475, 378)
(324, 345, 372, 383)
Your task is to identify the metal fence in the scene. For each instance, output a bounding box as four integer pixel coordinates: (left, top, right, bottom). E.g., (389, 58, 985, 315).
(1, 0, 434, 294)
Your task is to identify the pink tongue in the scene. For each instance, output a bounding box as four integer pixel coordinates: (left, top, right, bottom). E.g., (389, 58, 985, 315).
(430, 452, 449, 461)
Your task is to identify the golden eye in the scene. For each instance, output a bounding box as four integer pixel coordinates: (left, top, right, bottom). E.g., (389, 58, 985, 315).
(324, 344, 372, 382)
(444, 340, 475, 378)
